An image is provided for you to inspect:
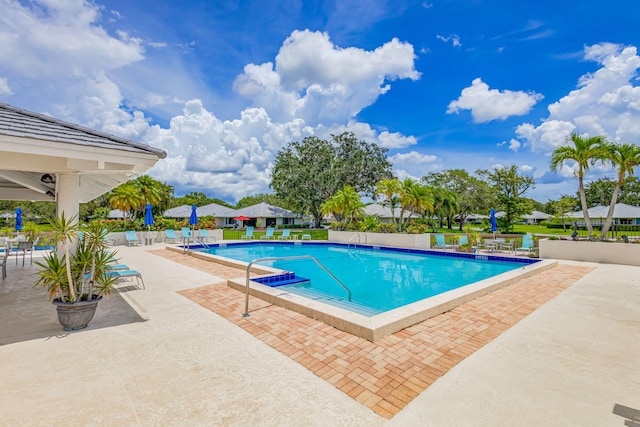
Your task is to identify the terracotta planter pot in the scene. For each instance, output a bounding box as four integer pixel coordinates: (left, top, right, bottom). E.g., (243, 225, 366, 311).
(53, 296, 102, 331)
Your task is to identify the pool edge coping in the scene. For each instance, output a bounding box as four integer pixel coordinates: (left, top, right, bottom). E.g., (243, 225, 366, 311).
(168, 244, 557, 341)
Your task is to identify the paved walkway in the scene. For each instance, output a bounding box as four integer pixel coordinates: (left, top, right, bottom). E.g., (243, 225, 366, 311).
(0, 244, 638, 426)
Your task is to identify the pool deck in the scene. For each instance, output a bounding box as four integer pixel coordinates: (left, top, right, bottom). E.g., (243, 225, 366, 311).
(1, 242, 639, 426)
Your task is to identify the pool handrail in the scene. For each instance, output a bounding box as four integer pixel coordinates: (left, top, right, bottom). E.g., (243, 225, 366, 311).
(243, 255, 352, 317)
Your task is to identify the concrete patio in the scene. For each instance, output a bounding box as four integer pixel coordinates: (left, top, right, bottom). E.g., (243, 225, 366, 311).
(0, 244, 638, 426)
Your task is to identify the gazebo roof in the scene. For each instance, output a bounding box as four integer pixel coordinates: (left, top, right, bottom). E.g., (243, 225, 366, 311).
(0, 102, 165, 202)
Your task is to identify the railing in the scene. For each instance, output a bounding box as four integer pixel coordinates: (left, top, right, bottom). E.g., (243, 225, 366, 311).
(182, 236, 211, 253)
(242, 255, 351, 317)
(347, 233, 360, 250)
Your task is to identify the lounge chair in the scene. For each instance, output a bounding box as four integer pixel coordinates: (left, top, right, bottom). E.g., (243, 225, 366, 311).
(456, 235, 468, 248)
(278, 229, 291, 240)
(164, 229, 180, 243)
(260, 227, 275, 240)
(434, 233, 454, 250)
(106, 269, 145, 289)
(515, 234, 534, 255)
(125, 230, 141, 246)
(181, 227, 192, 239)
(198, 229, 215, 242)
(242, 226, 254, 240)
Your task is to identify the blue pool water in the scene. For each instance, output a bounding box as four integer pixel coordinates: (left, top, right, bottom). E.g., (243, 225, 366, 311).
(203, 242, 536, 315)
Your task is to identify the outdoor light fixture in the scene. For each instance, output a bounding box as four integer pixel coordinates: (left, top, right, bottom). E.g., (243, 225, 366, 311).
(40, 173, 55, 184)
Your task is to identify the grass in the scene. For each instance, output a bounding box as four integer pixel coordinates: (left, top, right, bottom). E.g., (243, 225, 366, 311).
(223, 228, 329, 240)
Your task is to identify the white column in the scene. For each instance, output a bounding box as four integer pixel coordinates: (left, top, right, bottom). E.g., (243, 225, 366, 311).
(56, 173, 81, 223)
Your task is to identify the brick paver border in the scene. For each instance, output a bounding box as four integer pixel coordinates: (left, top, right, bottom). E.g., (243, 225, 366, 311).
(153, 250, 592, 419)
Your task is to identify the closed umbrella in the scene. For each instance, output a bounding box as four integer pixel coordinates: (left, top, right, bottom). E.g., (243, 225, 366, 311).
(15, 207, 23, 233)
(189, 204, 198, 228)
(489, 208, 497, 237)
(144, 203, 154, 244)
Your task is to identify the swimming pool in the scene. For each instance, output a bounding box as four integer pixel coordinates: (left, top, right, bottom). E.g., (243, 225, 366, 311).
(202, 242, 538, 315)
(181, 242, 552, 340)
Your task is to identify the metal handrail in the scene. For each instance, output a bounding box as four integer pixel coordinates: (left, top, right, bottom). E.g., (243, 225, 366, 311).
(182, 236, 210, 253)
(242, 255, 351, 317)
(347, 233, 360, 249)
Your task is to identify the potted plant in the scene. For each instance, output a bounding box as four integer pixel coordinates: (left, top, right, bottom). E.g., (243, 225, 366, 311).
(34, 214, 119, 331)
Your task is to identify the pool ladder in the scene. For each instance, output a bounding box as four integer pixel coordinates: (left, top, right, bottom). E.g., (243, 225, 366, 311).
(347, 232, 364, 250)
(242, 255, 352, 318)
(182, 236, 213, 253)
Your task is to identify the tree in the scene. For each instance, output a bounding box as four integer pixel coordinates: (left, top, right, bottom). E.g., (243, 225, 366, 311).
(600, 142, 640, 238)
(546, 195, 579, 230)
(398, 179, 433, 231)
(374, 178, 402, 230)
(271, 133, 392, 227)
(321, 185, 364, 225)
(132, 175, 174, 214)
(108, 183, 142, 228)
(430, 187, 459, 231)
(550, 132, 608, 233)
(422, 169, 492, 231)
(333, 132, 393, 197)
(478, 165, 535, 232)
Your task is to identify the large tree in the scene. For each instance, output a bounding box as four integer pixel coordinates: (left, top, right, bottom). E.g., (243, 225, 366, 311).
(398, 178, 433, 231)
(600, 142, 640, 238)
(271, 133, 392, 226)
(584, 176, 640, 207)
(478, 165, 535, 232)
(550, 132, 608, 233)
(422, 169, 493, 231)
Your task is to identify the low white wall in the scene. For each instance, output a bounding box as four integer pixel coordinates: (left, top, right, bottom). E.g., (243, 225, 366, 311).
(329, 230, 431, 249)
(539, 239, 640, 266)
(107, 229, 223, 246)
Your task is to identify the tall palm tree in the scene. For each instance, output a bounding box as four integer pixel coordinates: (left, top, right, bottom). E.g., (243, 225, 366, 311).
(109, 183, 142, 228)
(550, 132, 608, 233)
(600, 142, 640, 238)
(375, 178, 401, 229)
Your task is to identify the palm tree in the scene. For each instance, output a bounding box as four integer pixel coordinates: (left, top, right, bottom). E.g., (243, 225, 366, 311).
(600, 142, 640, 238)
(375, 178, 401, 230)
(321, 185, 364, 225)
(109, 183, 142, 228)
(398, 179, 433, 231)
(550, 132, 608, 233)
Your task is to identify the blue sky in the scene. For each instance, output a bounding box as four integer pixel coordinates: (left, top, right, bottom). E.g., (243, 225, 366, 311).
(1, 0, 640, 203)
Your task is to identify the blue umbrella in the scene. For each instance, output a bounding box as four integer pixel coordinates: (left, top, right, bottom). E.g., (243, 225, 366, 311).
(144, 203, 154, 231)
(15, 207, 23, 232)
(189, 204, 198, 226)
(489, 208, 497, 235)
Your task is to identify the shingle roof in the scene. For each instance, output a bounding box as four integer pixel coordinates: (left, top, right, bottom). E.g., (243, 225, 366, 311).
(566, 203, 640, 218)
(196, 202, 236, 217)
(163, 205, 192, 218)
(232, 202, 299, 218)
(0, 102, 166, 158)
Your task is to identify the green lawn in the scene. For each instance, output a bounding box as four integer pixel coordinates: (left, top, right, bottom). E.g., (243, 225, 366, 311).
(223, 228, 329, 240)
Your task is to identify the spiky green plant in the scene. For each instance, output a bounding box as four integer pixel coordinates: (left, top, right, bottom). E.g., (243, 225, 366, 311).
(34, 217, 118, 303)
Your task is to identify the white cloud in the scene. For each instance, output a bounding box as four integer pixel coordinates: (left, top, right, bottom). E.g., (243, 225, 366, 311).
(233, 30, 420, 125)
(0, 77, 12, 95)
(517, 43, 640, 152)
(389, 151, 438, 165)
(436, 34, 461, 47)
(447, 78, 543, 123)
(498, 138, 522, 151)
(0, 4, 422, 202)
